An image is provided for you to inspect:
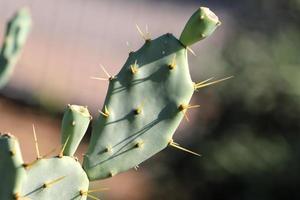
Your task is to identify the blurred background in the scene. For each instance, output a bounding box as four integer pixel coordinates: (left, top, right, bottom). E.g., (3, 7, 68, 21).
(1, 0, 300, 199)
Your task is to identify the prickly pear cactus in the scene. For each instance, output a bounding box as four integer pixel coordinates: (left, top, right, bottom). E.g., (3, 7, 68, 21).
(21, 157, 89, 200)
(0, 134, 26, 200)
(0, 7, 32, 89)
(19, 104, 92, 199)
(0, 6, 227, 199)
(61, 105, 92, 157)
(83, 7, 222, 180)
(0, 105, 92, 200)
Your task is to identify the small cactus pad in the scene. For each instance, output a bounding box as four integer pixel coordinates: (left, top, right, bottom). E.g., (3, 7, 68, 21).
(179, 7, 220, 46)
(0, 7, 32, 88)
(0, 134, 26, 200)
(21, 157, 89, 200)
(83, 33, 195, 180)
(61, 105, 91, 156)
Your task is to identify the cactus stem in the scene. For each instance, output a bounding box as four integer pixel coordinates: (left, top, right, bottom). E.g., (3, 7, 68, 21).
(186, 46, 196, 56)
(99, 105, 110, 118)
(32, 124, 41, 159)
(194, 76, 233, 90)
(42, 175, 66, 189)
(168, 139, 201, 156)
(58, 135, 70, 158)
(130, 60, 139, 74)
(168, 55, 177, 70)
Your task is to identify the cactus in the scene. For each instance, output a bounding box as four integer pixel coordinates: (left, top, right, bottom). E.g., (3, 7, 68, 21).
(82, 6, 222, 180)
(21, 157, 89, 200)
(0, 134, 26, 200)
(0, 133, 90, 200)
(180, 7, 221, 46)
(0, 6, 228, 199)
(61, 105, 92, 157)
(0, 8, 32, 89)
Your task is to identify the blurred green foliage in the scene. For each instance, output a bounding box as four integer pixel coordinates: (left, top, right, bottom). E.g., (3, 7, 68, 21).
(149, 0, 300, 199)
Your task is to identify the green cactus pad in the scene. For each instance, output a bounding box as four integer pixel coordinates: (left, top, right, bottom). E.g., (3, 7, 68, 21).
(0, 7, 32, 88)
(61, 105, 91, 156)
(0, 134, 26, 200)
(179, 7, 220, 46)
(83, 33, 195, 180)
(21, 156, 89, 200)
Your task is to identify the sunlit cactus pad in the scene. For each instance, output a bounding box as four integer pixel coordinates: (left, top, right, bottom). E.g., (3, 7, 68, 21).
(0, 134, 26, 200)
(21, 157, 89, 200)
(83, 6, 222, 180)
(0, 5, 225, 200)
(61, 105, 92, 157)
(83, 33, 197, 180)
